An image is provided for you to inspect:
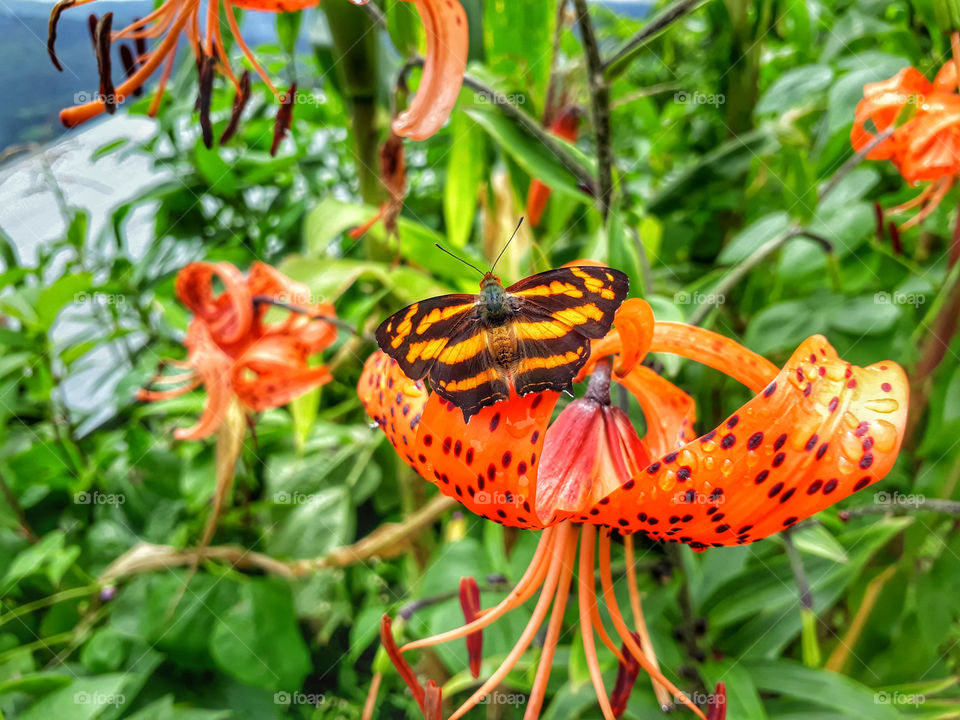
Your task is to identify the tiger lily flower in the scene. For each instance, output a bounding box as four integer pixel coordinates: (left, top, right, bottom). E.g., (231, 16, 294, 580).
(852, 62, 960, 229)
(48, 0, 467, 146)
(359, 298, 907, 719)
(140, 261, 336, 439)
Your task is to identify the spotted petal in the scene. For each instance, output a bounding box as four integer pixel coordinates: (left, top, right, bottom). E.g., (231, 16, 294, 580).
(583, 336, 908, 548)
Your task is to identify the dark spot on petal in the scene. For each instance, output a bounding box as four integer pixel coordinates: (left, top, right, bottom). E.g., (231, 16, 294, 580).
(772, 452, 786, 467)
(780, 488, 795, 503)
(805, 434, 818, 451)
(823, 478, 838, 494)
(860, 454, 874, 469)
(677, 467, 691, 481)
(721, 433, 736, 449)
(727, 415, 740, 428)
(748, 432, 763, 450)
(854, 477, 870, 491)
(502, 451, 512, 468)
(774, 434, 787, 450)
(763, 382, 777, 397)
(768, 482, 784, 498)
(754, 470, 769, 485)
(489, 413, 501, 432)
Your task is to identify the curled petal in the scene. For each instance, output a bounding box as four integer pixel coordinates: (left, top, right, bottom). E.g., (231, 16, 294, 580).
(358, 352, 430, 471)
(176, 262, 254, 347)
(611, 298, 655, 378)
(850, 66, 931, 160)
(651, 322, 778, 393)
(424, 680, 442, 720)
(933, 61, 958, 93)
(392, 0, 469, 141)
(583, 336, 907, 548)
(414, 390, 557, 529)
(232, 340, 332, 412)
(173, 323, 235, 440)
(895, 93, 960, 183)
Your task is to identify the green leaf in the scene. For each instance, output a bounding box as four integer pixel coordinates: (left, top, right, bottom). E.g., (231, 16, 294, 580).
(756, 64, 834, 114)
(464, 106, 593, 203)
(745, 659, 901, 719)
(210, 578, 311, 692)
(21, 674, 128, 720)
(444, 112, 486, 248)
(482, 0, 555, 98)
(718, 212, 791, 265)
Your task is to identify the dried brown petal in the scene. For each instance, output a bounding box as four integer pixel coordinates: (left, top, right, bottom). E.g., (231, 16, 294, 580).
(458, 577, 482, 679)
(197, 54, 216, 149)
(220, 71, 252, 145)
(95, 13, 117, 114)
(47, 0, 77, 72)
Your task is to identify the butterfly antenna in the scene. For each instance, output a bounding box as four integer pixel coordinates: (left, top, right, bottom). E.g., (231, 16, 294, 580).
(490, 217, 524, 274)
(434, 243, 485, 277)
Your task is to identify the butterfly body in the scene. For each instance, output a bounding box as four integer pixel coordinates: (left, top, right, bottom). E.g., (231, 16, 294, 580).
(376, 266, 628, 422)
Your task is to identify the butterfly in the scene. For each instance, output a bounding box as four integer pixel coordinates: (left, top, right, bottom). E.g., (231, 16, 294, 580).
(376, 264, 629, 422)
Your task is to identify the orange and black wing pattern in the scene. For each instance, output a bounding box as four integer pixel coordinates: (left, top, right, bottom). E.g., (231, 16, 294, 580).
(375, 294, 478, 381)
(507, 266, 629, 396)
(376, 265, 628, 421)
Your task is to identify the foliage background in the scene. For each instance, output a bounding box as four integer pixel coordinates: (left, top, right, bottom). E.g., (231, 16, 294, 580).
(0, 0, 959, 718)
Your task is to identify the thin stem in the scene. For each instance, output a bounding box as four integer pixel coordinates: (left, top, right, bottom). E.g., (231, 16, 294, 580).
(817, 127, 894, 202)
(624, 535, 671, 708)
(0, 585, 100, 628)
(602, 0, 710, 79)
(839, 498, 960, 518)
(573, 0, 613, 218)
(0, 472, 38, 543)
(783, 529, 813, 610)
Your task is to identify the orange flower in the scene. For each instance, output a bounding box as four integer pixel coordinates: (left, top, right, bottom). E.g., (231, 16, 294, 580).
(140, 261, 336, 439)
(852, 63, 960, 228)
(48, 0, 467, 146)
(359, 298, 907, 719)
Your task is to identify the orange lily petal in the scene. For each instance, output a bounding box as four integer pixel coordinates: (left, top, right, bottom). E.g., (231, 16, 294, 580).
(173, 323, 235, 440)
(176, 262, 254, 347)
(619, 364, 697, 456)
(359, 352, 431, 472)
(583, 336, 907, 547)
(392, 0, 469, 141)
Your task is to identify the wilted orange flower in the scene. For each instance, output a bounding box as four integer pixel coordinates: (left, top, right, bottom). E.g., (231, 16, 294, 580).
(359, 296, 907, 718)
(48, 0, 467, 147)
(852, 62, 960, 228)
(140, 261, 336, 439)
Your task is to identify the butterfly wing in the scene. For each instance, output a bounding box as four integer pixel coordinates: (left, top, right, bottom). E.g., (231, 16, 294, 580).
(428, 326, 510, 421)
(375, 294, 479, 381)
(507, 266, 628, 395)
(507, 266, 629, 338)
